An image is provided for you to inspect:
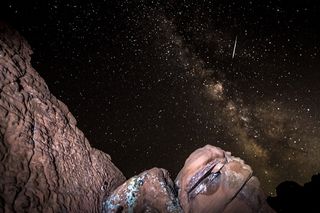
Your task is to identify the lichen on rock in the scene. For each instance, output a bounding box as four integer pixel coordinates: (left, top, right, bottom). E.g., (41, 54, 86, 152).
(103, 168, 182, 213)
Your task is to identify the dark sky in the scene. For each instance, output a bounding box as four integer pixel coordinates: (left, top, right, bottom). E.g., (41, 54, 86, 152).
(2, 0, 320, 195)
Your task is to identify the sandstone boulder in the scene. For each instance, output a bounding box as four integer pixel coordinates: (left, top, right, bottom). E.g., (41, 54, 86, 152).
(176, 145, 273, 213)
(104, 145, 274, 213)
(103, 168, 182, 212)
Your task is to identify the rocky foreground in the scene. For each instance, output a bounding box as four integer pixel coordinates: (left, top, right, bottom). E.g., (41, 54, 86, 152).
(104, 145, 273, 212)
(0, 23, 273, 212)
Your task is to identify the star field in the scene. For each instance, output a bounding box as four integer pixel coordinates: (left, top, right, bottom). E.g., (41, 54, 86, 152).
(2, 0, 320, 195)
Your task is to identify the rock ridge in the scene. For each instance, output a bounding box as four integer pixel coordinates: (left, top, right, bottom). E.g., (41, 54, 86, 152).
(0, 22, 125, 213)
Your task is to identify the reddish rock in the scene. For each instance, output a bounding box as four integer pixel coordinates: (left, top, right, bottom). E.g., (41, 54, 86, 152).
(104, 145, 274, 213)
(0, 22, 125, 212)
(175, 145, 274, 213)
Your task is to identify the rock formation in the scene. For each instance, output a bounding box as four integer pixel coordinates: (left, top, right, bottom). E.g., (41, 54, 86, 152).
(267, 173, 320, 212)
(103, 168, 182, 212)
(0, 22, 125, 212)
(176, 145, 272, 213)
(103, 145, 274, 213)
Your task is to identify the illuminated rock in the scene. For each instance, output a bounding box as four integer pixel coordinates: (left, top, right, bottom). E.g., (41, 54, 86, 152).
(176, 145, 273, 213)
(103, 168, 182, 212)
(0, 22, 125, 212)
(104, 145, 274, 213)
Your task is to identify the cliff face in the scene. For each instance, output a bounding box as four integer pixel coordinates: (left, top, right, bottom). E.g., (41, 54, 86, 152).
(0, 23, 125, 212)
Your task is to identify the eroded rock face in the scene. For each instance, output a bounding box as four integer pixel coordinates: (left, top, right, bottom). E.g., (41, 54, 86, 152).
(0, 22, 125, 212)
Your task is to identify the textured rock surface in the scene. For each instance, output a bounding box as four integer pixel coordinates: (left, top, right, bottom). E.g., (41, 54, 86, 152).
(104, 145, 274, 213)
(0, 22, 125, 212)
(103, 168, 182, 212)
(175, 145, 273, 213)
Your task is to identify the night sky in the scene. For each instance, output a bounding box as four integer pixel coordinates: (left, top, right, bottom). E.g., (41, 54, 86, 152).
(2, 0, 320, 195)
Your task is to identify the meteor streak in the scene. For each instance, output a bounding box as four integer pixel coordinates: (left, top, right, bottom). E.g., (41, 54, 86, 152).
(232, 36, 237, 59)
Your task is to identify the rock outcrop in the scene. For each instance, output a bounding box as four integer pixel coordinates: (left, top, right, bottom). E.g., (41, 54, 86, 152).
(176, 145, 273, 213)
(103, 168, 182, 212)
(0, 22, 125, 212)
(267, 173, 320, 212)
(104, 145, 274, 213)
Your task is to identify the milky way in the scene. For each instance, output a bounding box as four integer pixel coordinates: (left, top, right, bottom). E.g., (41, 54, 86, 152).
(131, 7, 320, 194)
(4, 0, 320, 195)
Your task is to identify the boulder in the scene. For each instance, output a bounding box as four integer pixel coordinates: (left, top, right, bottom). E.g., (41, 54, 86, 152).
(103, 168, 182, 212)
(105, 145, 274, 213)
